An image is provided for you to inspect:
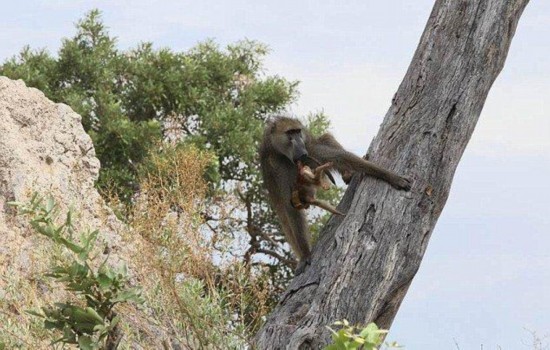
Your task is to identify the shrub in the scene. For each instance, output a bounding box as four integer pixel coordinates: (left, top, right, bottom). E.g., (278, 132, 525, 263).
(10, 194, 143, 349)
(325, 320, 401, 350)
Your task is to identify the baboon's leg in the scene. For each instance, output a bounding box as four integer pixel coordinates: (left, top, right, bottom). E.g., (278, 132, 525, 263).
(310, 198, 346, 216)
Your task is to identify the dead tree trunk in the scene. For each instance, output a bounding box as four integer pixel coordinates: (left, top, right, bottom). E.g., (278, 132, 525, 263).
(255, 0, 529, 348)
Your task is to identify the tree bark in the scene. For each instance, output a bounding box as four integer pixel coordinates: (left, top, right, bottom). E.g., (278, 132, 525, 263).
(255, 0, 529, 348)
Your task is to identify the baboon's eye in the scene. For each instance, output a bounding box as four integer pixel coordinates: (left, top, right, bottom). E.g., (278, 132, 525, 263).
(286, 129, 301, 135)
(286, 129, 300, 142)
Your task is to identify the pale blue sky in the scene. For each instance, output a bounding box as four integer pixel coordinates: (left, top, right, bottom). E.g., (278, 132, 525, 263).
(1, 1, 549, 348)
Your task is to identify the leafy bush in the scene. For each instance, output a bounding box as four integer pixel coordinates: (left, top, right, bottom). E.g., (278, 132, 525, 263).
(325, 320, 401, 350)
(9, 194, 143, 349)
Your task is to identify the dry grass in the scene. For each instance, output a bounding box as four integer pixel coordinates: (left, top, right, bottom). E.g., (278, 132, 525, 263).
(124, 144, 275, 348)
(132, 144, 213, 281)
(0, 144, 276, 349)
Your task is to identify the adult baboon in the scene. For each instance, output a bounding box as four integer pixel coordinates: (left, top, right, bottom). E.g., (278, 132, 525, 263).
(259, 116, 410, 272)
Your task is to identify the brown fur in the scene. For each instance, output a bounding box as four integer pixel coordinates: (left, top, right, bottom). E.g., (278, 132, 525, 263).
(292, 162, 345, 216)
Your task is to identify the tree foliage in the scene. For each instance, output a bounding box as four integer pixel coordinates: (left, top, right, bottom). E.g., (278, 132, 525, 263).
(1, 10, 295, 201)
(1, 10, 343, 316)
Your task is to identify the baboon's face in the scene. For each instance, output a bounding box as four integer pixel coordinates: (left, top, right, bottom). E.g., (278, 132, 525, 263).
(272, 125, 308, 163)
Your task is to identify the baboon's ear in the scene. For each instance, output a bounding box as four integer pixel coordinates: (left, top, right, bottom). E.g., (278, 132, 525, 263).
(267, 118, 277, 134)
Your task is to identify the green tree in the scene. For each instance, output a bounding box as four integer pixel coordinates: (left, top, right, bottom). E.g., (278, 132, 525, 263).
(0, 9, 340, 301)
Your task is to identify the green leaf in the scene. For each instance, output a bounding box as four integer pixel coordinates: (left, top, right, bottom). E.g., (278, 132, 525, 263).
(78, 335, 95, 350)
(360, 322, 380, 343)
(109, 314, 121, 329)
(58, 236, 85, 255)
(45, 196, 55, 213)
(84, 307, 105, 324)
(44, 320, 63, 330)
(97, 273, 113, 289)
(25, 309, 45, 318)
(112, 287, 144, 304)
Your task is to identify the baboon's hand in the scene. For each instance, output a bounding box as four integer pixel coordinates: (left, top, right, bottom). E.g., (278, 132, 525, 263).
(395, 177, 412, 191)
(342, 170, 353, 184)
(294, 257, 311, 275)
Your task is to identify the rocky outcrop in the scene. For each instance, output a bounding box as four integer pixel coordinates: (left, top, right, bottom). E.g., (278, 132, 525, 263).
(0, 77, 125, 263)
(0, 77, 169, 348)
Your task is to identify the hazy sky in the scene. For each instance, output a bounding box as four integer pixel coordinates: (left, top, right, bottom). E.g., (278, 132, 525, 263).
(2, 1, 549, 348)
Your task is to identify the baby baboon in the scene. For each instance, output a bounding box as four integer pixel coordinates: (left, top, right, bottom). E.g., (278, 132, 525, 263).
(291, 161, 345, 216)
(259, 116, 410, 273)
